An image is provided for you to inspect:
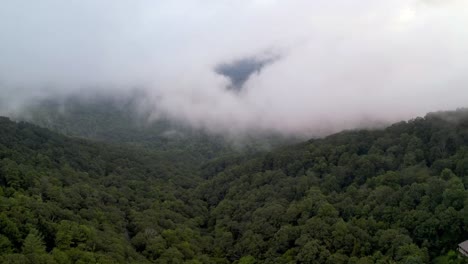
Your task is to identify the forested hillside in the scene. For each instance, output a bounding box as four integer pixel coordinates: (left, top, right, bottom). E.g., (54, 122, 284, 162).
(16, 94, 297, 165)
(0, 117, 212, 263)
(198, 110, 468, 263)
(0, 109, 467, 263)
(16, 94, 232, 164)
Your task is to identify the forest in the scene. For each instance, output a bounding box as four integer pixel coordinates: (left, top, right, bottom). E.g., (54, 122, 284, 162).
(0, 100, 467, 263)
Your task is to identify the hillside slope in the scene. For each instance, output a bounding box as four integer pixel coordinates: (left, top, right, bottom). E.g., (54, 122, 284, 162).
(0, 110, 467, 263)
(16, 94, 298, 165)
(197, 110, 468, 263)
(0, 117, 211, 263)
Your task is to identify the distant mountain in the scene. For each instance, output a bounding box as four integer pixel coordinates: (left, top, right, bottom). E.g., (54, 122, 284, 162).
(16, 93, 228, 161)
(216, 56, 277, 91)
(14, 93, 299, 167)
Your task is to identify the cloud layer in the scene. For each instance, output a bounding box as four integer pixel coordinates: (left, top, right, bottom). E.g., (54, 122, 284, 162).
(1, 0, 468, 136)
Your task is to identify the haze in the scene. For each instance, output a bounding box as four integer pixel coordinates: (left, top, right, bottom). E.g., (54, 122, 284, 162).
(1, 0, 468, 136)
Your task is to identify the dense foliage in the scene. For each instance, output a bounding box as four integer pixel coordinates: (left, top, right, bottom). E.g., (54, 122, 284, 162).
(0, 117, 208, 263)
(0, 108, 467, 263)
(198, 111, 468, 263)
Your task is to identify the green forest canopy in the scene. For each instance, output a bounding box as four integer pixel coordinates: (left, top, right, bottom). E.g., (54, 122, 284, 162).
(0, 107, 467, 263)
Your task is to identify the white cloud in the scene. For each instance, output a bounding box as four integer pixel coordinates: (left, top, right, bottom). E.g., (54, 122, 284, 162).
(1, 0, 468, 136)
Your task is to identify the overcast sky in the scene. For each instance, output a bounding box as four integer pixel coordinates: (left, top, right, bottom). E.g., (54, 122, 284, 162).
(1, 0, 468, 135)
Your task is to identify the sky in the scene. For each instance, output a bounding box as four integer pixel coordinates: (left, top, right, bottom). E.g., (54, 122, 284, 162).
(1, 0, 468, 136)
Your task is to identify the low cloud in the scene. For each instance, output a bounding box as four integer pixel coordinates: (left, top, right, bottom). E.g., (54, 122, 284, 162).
(1, 0, 468, 136)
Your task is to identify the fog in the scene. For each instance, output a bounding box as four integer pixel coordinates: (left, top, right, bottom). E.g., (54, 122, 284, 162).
(1, 0, 468, 136)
